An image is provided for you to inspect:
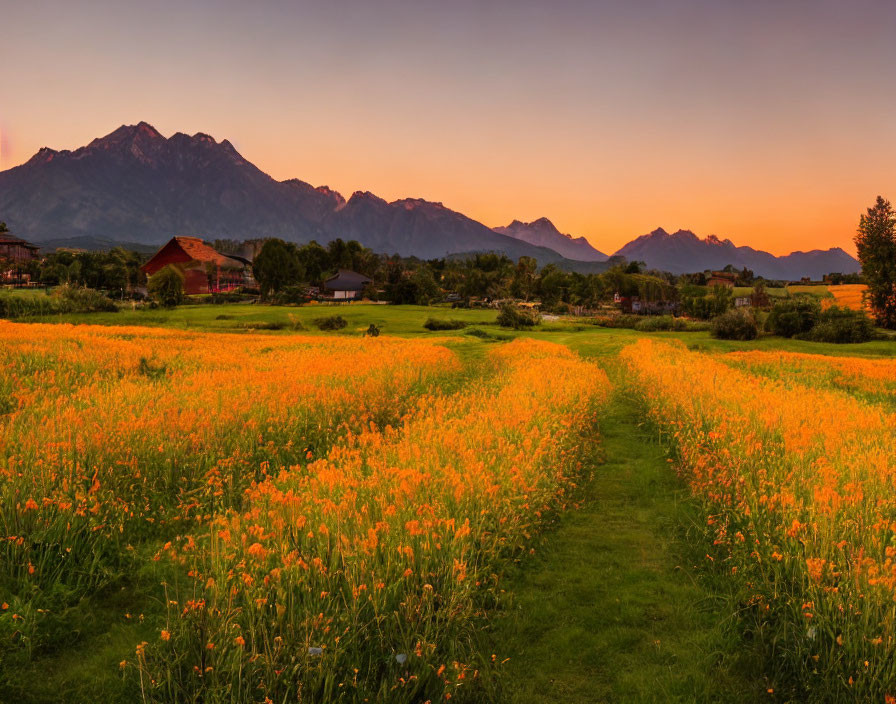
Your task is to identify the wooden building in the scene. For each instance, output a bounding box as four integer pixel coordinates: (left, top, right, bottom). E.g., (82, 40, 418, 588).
(141, 237, 247, 295)
(706, 271, 737, 288)
(0, 233, 40, 263)
(324, 269, 372, 300)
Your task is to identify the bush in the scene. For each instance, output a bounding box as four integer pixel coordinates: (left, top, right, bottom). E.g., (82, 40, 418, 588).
(464, 328, 511, 341)
(271, 285, 309, 305)
(496, 304, 538, 329)
(423, 318, 468, 331)
(207, 291, 251, 304)
(593, 314, 709, 332)
(766, 298, 820, 337)
(242, 321, 285, 331)
(634, 315, 688, 332)
(147, 266, 185, 308)
(53, 284, 118, 313)
(0, 287, 118, 319)
(803, 306, 875, 343)
(711, 309, 759, 340)
(592, 314, 641, 329)
(365, 324, 380, 337)
(313, 315, 347, 331)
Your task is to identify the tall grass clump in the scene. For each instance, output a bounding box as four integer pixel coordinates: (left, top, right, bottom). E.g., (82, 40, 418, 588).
(622, 338, 896, 701)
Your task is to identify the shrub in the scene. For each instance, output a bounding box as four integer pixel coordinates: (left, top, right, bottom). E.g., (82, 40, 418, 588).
(423, 317, 468, 331)
(242, 321, 286, 331)
(803, 306, 875, 343)
(286, 314, 305, 331)
(634, 315, 688, 332)
(592, 314, 641, 329)
(53, 284, 118, 313)
(271, 285, 309, 305)
(365, 324, 380, 337)
(711, 308, 759, 340)
(313, 315, 347, 331)
(464, 328, 511, 341)
(209, 291, 249, 304)
(496, 304, 538, 329)
(766, 298, 820, 337)
(147, 266, 185, 308)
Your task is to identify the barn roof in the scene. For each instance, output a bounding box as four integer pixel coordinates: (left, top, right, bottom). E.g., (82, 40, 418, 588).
(141, 237, 245, 274)
(173, 237, 244, 268)
(324, 269, 372, 291)
(0, 233, 40, 250)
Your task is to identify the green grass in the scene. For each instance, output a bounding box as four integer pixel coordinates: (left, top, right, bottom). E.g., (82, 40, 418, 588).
(490, 376, 763, 703)
(17, 302, 500, 335)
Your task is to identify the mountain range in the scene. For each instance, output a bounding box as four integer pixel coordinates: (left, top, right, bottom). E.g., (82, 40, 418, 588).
(0, 122, 860, 279)
(492, 218, 607, 261)
(617, 228, 860, 280)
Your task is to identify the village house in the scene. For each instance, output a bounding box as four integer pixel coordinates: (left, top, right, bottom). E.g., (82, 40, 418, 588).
(0, 232, 41, 284)
(0, 232, 40, 263)
(734, 296, 752, 308)
(324, 269, 372, 300)
(706, 271, 737, 288)
(141, 237, 249, 295)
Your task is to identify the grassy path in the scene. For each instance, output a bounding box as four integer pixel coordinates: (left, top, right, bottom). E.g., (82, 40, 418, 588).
(492, 386, 762, 703)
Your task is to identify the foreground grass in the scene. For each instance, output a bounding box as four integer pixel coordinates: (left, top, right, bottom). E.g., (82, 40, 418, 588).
(492, 383, 762, 703)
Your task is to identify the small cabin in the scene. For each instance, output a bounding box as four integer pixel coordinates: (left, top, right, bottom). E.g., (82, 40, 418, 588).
(324, 269, 372, 300)
(141, 237, 247, 295)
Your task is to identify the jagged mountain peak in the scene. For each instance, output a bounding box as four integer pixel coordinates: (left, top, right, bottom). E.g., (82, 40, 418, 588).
(615, 226, 859, 278)
(493, 217, 607, 262)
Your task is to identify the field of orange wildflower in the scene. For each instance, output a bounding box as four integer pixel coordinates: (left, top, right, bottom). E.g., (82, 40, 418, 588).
(621, 338, 896, 701)
(0, 322, 458, 678)
(134, 339, 610, 702)
(825, 284, 869, 312)
(721, 349, 896, 406)
(0, 324, 610, 702)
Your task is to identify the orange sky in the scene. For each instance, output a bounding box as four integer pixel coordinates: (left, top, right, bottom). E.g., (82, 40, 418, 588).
(2, 0, 894, 256)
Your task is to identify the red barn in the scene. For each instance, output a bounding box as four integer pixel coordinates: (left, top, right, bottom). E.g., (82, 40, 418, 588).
(141, 237, 247, 295)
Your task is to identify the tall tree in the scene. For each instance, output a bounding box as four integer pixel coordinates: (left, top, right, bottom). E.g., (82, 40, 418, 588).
(855, 196, 896, 328)
(253, 239, 303, 298)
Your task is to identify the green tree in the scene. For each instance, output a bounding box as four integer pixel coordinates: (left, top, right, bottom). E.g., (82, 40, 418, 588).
(0, 222, 8, 233)
(537, 264, 569, 308)
(148, 265, 185, 307)
(855, 195, 896, 328)
(253, 239, 304, 298)
(511, 256, 538, 301)
(765, 298, 820, 337)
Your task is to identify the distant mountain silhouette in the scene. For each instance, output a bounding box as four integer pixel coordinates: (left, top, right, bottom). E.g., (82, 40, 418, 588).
(0, 122, 606, 270)
(493, 218, 607, 261)
(0, 123, 862, 279)
(614, 227, 860, 280)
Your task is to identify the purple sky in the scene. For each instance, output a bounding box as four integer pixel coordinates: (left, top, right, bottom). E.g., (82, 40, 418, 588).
(3, 0, 896, 254)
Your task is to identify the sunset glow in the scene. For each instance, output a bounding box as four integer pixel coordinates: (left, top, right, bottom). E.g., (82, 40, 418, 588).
(3, 0, 895, 255)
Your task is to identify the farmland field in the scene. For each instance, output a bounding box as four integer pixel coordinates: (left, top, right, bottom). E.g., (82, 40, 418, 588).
(3, 306, 896, 702)
(826, 283, 869, 312)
